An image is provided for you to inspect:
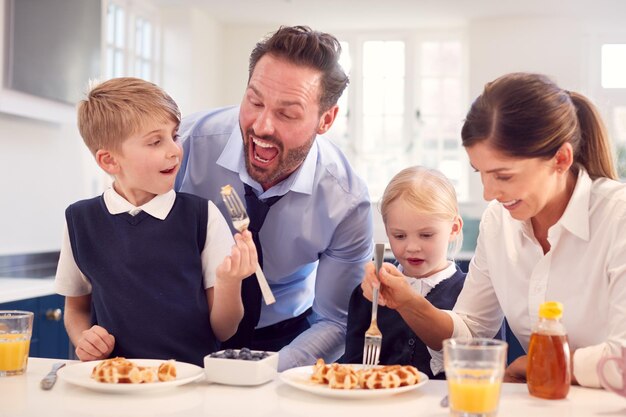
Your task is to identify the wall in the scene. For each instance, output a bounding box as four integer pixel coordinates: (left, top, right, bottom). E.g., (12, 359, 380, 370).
(0, 0, 100, 255)
(0, 3, 223, 256)
(2, 4, 624, 255)
(160, 7, 223, 114)
(464, 16, 586, 204)
(220, 23, 277, 106)
(0, 113, 98, 255)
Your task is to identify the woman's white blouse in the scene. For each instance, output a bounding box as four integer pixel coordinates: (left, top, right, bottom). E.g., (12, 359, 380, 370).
(442, 169, 626, 388)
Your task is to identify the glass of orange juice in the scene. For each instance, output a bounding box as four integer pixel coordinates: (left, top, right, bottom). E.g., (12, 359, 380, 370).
(0, 310, 34, 376)
(444, 338, 508, 417)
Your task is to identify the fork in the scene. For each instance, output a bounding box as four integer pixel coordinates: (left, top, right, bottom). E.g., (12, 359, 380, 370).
(363, 242, 385, 368)
(220, 185, 276, 305)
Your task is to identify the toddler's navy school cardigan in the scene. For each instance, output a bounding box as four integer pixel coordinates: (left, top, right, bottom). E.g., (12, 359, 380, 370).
(344, 267, 466, 379)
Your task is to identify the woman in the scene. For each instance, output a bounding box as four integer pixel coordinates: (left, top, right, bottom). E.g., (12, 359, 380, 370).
(364, 72, 626, 388)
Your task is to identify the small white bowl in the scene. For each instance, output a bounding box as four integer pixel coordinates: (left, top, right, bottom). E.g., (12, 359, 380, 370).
(203, 349, 278, 386)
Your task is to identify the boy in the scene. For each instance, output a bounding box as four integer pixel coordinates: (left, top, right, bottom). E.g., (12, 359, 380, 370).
(54, 78, 257, 366)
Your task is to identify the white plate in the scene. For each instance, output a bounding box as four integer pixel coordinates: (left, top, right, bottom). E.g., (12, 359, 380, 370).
(57, 359, 204, 393)
(279, 364, 429, 399)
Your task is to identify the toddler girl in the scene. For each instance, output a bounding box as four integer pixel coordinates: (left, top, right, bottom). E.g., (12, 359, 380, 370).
(344, 166, 465, 379)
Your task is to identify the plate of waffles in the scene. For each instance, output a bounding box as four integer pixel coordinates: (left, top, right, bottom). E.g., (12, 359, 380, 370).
(57, 358, 204, 393)
(279, 360, 429, 399)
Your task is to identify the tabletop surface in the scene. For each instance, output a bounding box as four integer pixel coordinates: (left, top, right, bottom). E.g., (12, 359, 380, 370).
(0, 277, 55, 304)
(1, 357, 625, 417)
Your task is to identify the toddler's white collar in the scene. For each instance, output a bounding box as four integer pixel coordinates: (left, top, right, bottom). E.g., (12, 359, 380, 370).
(401, 261, 457, 297)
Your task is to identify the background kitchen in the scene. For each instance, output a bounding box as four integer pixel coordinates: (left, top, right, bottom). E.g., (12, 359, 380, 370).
(1, 0, 625, 359)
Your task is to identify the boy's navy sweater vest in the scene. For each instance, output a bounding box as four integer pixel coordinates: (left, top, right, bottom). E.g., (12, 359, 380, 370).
(344, 267, 466, 379)
(65, 192, 217, 366)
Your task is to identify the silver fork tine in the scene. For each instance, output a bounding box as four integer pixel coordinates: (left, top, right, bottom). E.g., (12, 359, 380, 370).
(363, 243, 385, 368)
(222, 188, 247, 221)
(227, 188, 246, 215)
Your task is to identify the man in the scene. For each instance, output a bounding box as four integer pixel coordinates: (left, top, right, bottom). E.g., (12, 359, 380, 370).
(176, 25, 373, 371)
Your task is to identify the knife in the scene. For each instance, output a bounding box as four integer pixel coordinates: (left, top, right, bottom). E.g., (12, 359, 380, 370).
(40, 362, 66, 390)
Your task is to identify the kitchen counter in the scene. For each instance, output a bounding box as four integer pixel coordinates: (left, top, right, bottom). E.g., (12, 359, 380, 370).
(0, 277, 55, 304)
(2, 357, 623, 417)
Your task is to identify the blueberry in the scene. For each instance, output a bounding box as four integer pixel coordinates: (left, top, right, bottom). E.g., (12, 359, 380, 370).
(212, 347, 267, 360)
(238, 352, 252, 360)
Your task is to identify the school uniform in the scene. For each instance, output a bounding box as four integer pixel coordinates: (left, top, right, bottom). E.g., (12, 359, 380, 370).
(344, 262, 465, 379)
(55, 188, 234, 366)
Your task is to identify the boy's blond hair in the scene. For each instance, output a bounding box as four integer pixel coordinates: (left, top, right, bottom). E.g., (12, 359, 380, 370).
(77, 77, 181, 154)
(380, 166, 464, 257)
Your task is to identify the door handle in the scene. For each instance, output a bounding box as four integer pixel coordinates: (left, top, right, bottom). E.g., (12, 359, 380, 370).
(45, 308, 62, 321)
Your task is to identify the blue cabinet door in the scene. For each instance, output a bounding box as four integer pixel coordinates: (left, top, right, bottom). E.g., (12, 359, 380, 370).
(0, 295, 71, 359)
(37, 295, 71, 359)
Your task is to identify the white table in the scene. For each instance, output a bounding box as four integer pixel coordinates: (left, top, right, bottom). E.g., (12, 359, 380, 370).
(1, 358, 623, 417)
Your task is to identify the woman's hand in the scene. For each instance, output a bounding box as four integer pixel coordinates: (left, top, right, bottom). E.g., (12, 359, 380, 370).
(361, 262, 414, 310)
(378, 264, 416, 309)
(216, 230, 257, 283)
(504, 355, 528, 383)
(75, 325, 115, 361)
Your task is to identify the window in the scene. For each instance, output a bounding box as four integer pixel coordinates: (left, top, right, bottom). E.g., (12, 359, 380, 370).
(331, 42, 351, 152)
(414, 39, 467, 200)
(601, 44, 626, 88)
(106, 3, 126, 79)
(362, 40, 406, 154)
(134, 17, 154, 80)
(332, 32, 467, 202)
(595, 42, 626, 179)
(104, 1, 161, 82)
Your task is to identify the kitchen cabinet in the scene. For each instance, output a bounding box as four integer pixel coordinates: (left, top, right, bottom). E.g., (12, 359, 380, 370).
(0, 294, 71, 359)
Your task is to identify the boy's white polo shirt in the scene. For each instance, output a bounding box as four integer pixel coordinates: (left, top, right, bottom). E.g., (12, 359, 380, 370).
(54, 188, 235, 296)
(103, 187, 178, 219)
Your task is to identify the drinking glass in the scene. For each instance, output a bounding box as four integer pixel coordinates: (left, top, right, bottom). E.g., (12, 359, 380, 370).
(444, 338, 508, 417)
(0, 311, 34, 376)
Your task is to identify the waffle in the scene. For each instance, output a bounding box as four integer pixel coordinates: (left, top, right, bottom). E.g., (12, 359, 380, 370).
(327, 366, 359, 389)
(91, 357, 177, 384)
(157, 360, 177, 381)
(359, 367, 401, 389)
(311, 358, 341, 384)
(310, 359, 420, 390)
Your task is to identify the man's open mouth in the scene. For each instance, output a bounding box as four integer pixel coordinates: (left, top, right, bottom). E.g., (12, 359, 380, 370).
(252, 137, 279, 164)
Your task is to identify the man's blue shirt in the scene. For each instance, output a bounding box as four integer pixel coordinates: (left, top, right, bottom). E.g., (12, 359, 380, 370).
(175, 106, 373, 370)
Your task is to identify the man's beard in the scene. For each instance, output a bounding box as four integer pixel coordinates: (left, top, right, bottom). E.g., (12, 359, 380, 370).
(242, 128, 316, 187)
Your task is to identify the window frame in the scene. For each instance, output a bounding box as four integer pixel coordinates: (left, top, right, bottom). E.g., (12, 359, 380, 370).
(587, 33, 626, 179)
(334, 29, 469, 202)
(103, 0, 162, 83)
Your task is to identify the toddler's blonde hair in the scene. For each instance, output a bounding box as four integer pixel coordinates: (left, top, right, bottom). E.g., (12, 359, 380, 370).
(380, 166, 463, 257)
(77, 77, 180, 155)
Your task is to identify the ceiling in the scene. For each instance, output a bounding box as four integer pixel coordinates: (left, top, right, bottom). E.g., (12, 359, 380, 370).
(153, 0, 626, 30)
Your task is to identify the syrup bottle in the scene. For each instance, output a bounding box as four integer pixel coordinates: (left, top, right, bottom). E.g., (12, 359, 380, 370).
(526, 301, 571, 399)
